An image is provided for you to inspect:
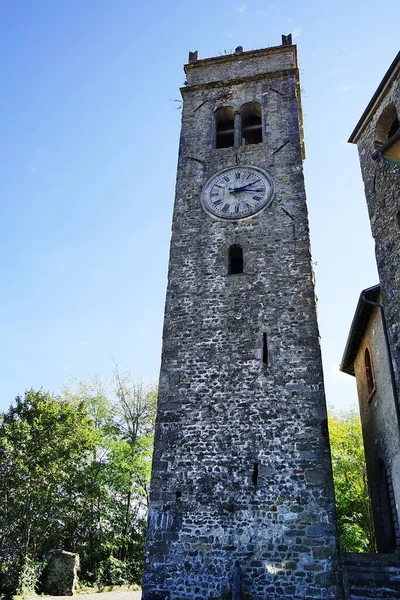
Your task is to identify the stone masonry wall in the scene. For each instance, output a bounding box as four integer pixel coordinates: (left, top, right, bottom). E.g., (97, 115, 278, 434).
(142, 46, 341, 600)
(353, 301, 400, 550)
(354, 74, 400, 406)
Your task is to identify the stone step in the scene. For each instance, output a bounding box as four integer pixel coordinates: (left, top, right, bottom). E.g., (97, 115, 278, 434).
(350, 582, 400, 591)
(343, 552, 400, 567)
(345, 569, 400, 583)
(350, 589, 400, 600)
(342, 552, 400, 600)
(349, 592, 400, 598)
(345, 564, 400, 572)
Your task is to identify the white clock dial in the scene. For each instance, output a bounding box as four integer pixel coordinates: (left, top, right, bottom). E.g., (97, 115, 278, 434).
(201, 166, 274, 219)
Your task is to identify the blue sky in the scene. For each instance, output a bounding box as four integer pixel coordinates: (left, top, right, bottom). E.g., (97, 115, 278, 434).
(0, 0, 398, 412)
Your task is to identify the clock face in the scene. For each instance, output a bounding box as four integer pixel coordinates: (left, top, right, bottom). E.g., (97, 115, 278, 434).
(201, 166, 274, 220)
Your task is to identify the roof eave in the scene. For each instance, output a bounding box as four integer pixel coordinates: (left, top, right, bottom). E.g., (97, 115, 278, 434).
(340, 285, 381, 376)
(349, 51, 400, 144)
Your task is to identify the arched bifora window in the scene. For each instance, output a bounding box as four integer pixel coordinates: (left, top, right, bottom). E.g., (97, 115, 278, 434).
(214, 102, 263, 149)
(375, 103, 400, 147)
(241, 102, 262, 145)
(215, 106, 235, 149)
(365, 346, 376, 398)
(228, 245, 243, 274)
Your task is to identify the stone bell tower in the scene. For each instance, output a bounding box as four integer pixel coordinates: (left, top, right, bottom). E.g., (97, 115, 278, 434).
(142, 38, 341, 600)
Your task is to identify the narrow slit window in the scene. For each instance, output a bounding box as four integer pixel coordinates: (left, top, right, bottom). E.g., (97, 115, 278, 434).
(241, 102, 263, 145)
(228, 245, 243, 274)
(176, 490, 182, 501)
(262, 333, 268, 365)
(252, 463, 259, 486)
(215, 106, 235, 149)
(365, 347, 376, 397)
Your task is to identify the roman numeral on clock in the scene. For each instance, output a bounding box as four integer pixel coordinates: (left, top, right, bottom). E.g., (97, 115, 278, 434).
(253, 196, 262, 202)
(222, 204, 230, 213)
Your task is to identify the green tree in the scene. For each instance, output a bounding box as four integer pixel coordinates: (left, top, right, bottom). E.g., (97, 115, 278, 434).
(60, 371, 155, 585)
(0, 374, 156, 593)
(328, 407, 376, 552)
(0, 389, 97, 592)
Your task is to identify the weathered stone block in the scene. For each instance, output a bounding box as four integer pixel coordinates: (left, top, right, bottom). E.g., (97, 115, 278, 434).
(42, 550, 79, 596)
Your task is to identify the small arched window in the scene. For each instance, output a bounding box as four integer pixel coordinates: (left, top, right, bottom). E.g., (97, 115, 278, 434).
(240, 102, 262, 145)
(365, 346, 376, 397)
(375, 103, 399, 147)
(215, 106, 235, 148)
(228, 245, 243, 274)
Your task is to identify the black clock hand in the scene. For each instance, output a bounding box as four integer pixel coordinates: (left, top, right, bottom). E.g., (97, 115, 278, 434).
(229, 178, 262, 193)
(229, 187, 264, 194)
(236, 178, 262, 191)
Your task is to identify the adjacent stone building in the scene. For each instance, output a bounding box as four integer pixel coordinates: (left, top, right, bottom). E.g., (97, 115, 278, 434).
(142, 38, 341, 600)
(347, 52, 400, 403)
(341, 285, 400, 552)
(340, 51, 400, 558)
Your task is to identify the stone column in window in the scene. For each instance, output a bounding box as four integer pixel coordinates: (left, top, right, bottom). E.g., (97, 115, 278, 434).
(234, 111, 242, 148)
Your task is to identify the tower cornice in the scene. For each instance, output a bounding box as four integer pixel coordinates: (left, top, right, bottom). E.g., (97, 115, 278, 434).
(180, 67, 298, 94)
(184, 44, 297, 73)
